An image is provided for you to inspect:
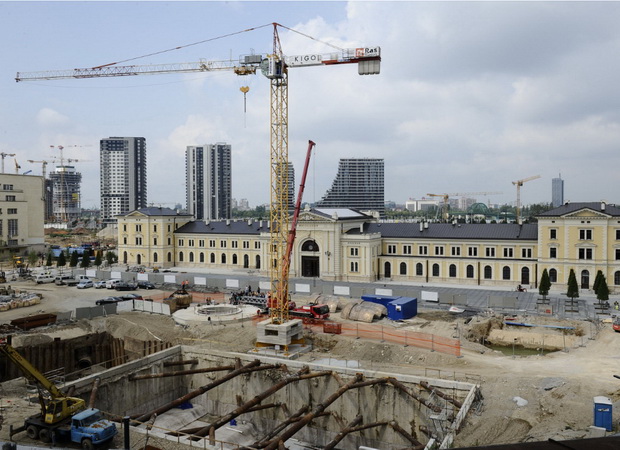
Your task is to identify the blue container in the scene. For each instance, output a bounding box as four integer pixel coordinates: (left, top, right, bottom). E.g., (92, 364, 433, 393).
(386, 297, 418, 320)
(361, 294, 398, 306)
(593, 396, 613, 431)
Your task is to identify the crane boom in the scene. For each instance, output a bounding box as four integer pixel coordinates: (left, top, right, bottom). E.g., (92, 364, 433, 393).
(512, 174, 541, 223)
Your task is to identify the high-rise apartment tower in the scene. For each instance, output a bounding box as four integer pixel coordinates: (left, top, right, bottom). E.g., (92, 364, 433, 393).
(552, 175, 564, 208)
(185, 143, 232, 220)
(100, 137, 147, 224)
(49, 165, 82, 222)
(316, 158, 385, 216)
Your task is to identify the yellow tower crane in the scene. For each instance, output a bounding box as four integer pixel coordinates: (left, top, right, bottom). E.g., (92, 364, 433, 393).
(16, 23, 381, 327)
(512, 175, 541, 223)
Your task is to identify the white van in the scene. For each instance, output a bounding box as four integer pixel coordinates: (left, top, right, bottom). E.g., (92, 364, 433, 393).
(106, 279, 122, 289)
(35, 273, 55, 284)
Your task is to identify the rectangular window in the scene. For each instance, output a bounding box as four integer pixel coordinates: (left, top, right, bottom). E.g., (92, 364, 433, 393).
(209, 240, 216, 248)
(153, 237, 158, 246)
(220, 240, 227, 248)
(232, 241, 238, 248)
(135, 224, 142, 232)
(350, 261, 359, 272)
(578, 248, 593, 260)
(434, 246, 444, 256)
(188, 239, 195, 247)
(616, 230, 620, 240)
(387, 244, 396, 254)
(199, 240, 205, 247)
(616, 249, 620, 261)
(403, 245, 412, 255)
(521, 248, 532, 258)
(503, 248, 514, 258)
(550, 248, 557, 259)
(168, 224, 171, 232)
(178, 239, 184, 246)
(2, 184, 13, 190)
(5, 195, 15, 202)
(7, 219, 18, 236)
(468, 247, 478, 257)
(550, 229, 557, 240)
(350, 247, 359, 256)
(153, 225, 157, 232)
(254, 241, 261, 249)
(451, 246, 461, 256)
(167, 238, 171, 245)
(579, 229, 592, 240)
(135, 237, 142, 245)
(485, 247, 495, 258)
(7, 208, 17, 214)
(419, 245, 428, 255)
(243, 241, 250, 249)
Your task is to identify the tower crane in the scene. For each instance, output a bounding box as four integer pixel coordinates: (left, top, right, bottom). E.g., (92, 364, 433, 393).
(16, 23, 380, 328)
(14, 158, 21, 174)
(512, 175, 541, 223)
(0, 152, 16, 173)
(27, 159, 53, 179)
(426, 191, 502, 221)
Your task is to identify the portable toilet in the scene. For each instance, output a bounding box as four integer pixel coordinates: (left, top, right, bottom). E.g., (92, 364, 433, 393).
(386, 297, 418, 320)
(593, 396, 613, 431)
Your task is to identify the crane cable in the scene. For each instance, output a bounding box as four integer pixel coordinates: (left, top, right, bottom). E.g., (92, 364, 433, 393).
(92, 22, 344, 69)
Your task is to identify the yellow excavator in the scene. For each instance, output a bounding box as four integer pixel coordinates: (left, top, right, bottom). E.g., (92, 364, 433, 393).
(0, 336, 117, 448)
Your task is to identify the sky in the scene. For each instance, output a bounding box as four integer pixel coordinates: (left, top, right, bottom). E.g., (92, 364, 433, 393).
(1, 1, 619, 210)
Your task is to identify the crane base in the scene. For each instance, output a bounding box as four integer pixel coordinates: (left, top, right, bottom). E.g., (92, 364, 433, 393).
(255, 318, 304, 348)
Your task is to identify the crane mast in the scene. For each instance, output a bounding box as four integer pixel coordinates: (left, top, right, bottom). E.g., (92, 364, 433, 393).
(15, 23, 381, 329)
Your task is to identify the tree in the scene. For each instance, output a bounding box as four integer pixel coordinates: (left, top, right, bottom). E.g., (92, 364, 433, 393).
(57, 251, 66, 268)
(105, 251, 116, 266)
(69, 250, 79, 267)
(593, 270, 604, 296)
(597, 273, 610, 304)
(567, 268, 579, 300)
(539, 268, 551, 300)
(94, 251, 102, 268)
(28, 250, 38, 267)
(45, 252, 53, 267)
(80, 249, 91, 268)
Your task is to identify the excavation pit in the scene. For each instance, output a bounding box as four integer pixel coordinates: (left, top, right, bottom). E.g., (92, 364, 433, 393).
(173, 303, 258, 326)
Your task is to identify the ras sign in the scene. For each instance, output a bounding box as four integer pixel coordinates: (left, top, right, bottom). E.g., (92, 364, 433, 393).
(355, 47, 380, 58)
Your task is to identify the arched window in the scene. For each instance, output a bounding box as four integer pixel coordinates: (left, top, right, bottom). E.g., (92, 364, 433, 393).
(416, 263, 423, 276)
(167, 252, 172, 262)
(189, 252, 194, 263)
(256, 255, 261, 269)
(615, 271, 620, 286)
(232, 254, 238, 265)
(179, 252, 184, 262)
(467, 265, 474, 279)
(244, 254, 249, 268)
(221, 254, 227, 264)
(302, 240, 319, 252)
(153, 252, 158, 263)
(123, 251, 127, 264)
(199, 252, 204, 263)
(484, 265, 492, 279)
(399, 262, 407, 275)
(502, 266, 511, 280)
(449, 264, 457, 278)
(432, 263, 440, 277)
(384, 261, 392, 278)
(521, 267, 530, 284)
(549, 268, 558, 283)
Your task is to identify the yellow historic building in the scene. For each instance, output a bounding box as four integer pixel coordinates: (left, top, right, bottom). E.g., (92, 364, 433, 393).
(117, 202, 620, 291)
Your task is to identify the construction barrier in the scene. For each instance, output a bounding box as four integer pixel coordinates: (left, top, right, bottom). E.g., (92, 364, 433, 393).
(321, 322, 461, 357)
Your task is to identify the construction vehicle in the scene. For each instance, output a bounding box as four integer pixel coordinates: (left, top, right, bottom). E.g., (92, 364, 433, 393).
(0, 336, 117, 449)
(15, 24, 380, 330)
(163, 281, 193, 313)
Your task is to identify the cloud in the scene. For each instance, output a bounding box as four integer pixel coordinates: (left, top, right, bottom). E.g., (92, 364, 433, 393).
(35, 108, 71, 128)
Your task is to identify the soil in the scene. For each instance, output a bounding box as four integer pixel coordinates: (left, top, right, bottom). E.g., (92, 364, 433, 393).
(1, 291, 620, 448)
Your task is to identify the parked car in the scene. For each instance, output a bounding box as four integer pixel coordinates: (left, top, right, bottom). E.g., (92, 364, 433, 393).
(95, 296, 122, 305)
(93, 280, 107, 289)
(115, 281, 137, 291)
(119, 293, 143, 301)
(106, 279, 122, 289)
(76, 280, 94, 289)
(35, 273, 55, 284)
(137, 281, 155, 290)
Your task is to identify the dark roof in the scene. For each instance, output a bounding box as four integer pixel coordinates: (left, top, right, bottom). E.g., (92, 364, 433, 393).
(347, 223, 538, 241)
(122, 207, 192, 217)
(538, 202, 620, 217)
(175, 219, 269, 235)
(311, 208, 372, 220)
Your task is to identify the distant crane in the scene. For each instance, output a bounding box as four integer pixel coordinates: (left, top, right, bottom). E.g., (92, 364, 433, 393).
(0, 152, 16, 173)
(512, 175, 541, 223)
(27, 159, 53, 179)
(49, 145, 89, 222)
(13, 158, 20, 174)
(427, 191, 503, 221)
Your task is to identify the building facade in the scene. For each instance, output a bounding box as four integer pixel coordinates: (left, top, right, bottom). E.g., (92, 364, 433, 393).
(48, 165, 82, 222)
(316, 158, 385, 217)
(185, 143, 232, 220)
(0, 174, 45, 260)
(100, 137, 147, 225)
(117, 202, 620, 292)
(552, 176, 564, 208)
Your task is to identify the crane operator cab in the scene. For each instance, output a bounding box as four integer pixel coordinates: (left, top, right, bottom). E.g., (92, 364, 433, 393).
(261, 56, 285, 79)
(45, 397, 85, 424)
